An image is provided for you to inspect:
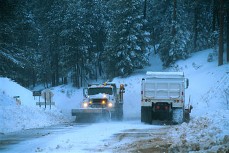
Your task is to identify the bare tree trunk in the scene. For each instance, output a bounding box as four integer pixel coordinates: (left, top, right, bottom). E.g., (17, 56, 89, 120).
(80, 61, 83, 88)
(74, 49, 80, 88)
(172, 0, 177, 37)
(55, 36, 60, 86)
(227, 8, 229, 62)
(212, 0, 217, 32)
(218, 0, 224, 66)
(75, 63, 80, 88)
(144, 0, 147, 19)
(152, 28, 157, 54)
(193, 3, 199, 51)
(50, 44, 56, 87)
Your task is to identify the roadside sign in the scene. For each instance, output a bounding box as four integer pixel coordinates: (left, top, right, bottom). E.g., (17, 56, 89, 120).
(36, 102, 55, 106)
(33, 91, 41, 96)
(41, 89, 54, 102)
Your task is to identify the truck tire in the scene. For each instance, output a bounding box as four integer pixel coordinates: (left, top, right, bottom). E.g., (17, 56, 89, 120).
(172, 108, 184, 124)
(102, 110, 111, 121)
(116, 107, 123, 121)
(184, 109, 190, 122)
(141, 106, 146, 122)
(141, 106, 152, 124)
(112, 104, 123, 121)
(146, 107, 152, 124)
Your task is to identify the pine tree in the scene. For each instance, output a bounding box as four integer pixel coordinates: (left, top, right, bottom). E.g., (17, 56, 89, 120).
(157, 0, 192, 67)
(106, 0, 150, 77)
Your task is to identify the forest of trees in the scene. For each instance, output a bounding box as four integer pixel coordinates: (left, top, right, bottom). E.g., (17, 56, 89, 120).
(0, 0, 229, 88)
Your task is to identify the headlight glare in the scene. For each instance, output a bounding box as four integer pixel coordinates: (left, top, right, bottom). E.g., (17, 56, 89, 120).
(108, 102, 113, 108)
(83, 102, 88, 108)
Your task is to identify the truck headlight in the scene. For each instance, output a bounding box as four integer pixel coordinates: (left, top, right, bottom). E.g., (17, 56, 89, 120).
(108, 102, 113, 108)
(83, 102, 88, 108)
(102, 100, 106, 105)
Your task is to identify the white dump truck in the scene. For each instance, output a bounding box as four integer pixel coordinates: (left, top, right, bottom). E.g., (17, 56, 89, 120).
(141, 72, 192, 124)
(72, 82, 125, 121)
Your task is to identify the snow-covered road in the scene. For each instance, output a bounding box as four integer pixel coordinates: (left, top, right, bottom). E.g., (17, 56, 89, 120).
(1, 118, 229, 153)
(0, 120, 165, 153)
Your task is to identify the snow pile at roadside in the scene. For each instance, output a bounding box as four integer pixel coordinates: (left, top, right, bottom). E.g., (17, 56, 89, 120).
(169, 112, 229, 152)
(0, 77, 36, 107)
(0, 78, 68, 133)
(167, 49, 229, 152)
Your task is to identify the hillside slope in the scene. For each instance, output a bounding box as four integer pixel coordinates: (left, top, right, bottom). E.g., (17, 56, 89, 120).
(0, 49, 228, 139)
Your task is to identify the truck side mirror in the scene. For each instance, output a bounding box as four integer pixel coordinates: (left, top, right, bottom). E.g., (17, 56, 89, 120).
(186, 79, 189, 89)
(83, 88, 88, 98)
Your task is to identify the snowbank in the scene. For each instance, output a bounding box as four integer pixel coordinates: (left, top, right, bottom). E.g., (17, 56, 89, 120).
(167, 49, 229, 152)
(169, 111, 229, 152)
(0, 78, 69, 133)
(0, 78, 36, 107)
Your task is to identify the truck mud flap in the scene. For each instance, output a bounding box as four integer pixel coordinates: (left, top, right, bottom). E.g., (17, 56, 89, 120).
(184, 109, 190, 122)
(172, 108, 184, 124)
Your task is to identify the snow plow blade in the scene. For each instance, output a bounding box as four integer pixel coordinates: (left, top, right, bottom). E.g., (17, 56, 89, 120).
(72, 108, 104, 116)
(72, 108, 111, 122)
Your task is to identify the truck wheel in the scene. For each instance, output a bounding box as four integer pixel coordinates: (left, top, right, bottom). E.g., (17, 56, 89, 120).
(141, 106, 152, 124)
(172, 108, 184, 124)
(117, 103, 123, 121)
(115, 108, 123, 121)
(184, 109, 190, 122)
(141, 106, 146, 122)
(112, 104, 123, 121)
(117, 111, 123, 120)
(102, 110, 111, 121)
(146, 107, 152, 124)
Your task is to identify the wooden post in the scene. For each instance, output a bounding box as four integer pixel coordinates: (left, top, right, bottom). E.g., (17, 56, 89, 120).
(50, 92, 51, 110)
(44, 92, 46, 109)
(218, 0, 224, 66)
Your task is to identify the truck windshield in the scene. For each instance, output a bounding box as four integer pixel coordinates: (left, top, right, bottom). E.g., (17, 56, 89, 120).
(88, 87, 113, 95)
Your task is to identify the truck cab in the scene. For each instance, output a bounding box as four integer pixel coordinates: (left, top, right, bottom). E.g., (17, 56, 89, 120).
(82, 84, 115, 110)
(72, 82, 125, 121)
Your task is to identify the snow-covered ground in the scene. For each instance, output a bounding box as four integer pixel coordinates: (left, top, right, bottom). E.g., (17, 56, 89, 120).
(167, 50, 229, 152)
(0, 49, 229, 152)
(0, 78, 70, 133)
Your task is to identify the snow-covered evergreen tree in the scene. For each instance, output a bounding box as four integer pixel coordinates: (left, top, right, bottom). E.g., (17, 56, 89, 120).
(157, 0, 191, 67)
(106, 0, 150, 77)
(0, 0, 223, 87)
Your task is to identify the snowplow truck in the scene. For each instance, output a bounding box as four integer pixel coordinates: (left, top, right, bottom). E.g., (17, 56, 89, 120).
(72, 82, 125, 121)
(141, 72, 192, 124)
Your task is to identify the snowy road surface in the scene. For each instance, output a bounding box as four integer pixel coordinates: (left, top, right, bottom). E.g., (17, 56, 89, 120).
(1, 119, 229, 153)
(0, 120, 168, 153)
